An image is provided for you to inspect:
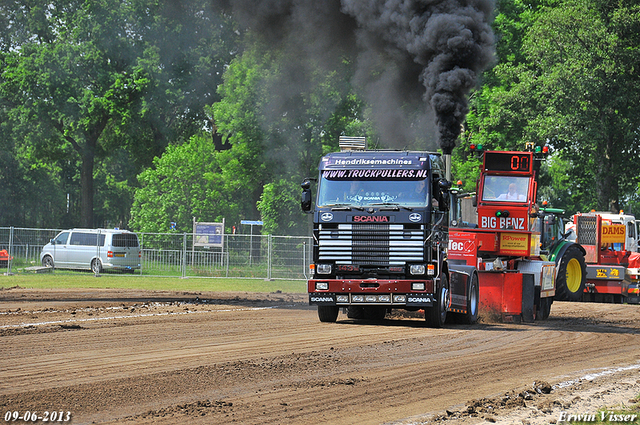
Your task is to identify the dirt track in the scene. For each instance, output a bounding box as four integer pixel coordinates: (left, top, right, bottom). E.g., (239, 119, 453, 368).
(1, 287, 639, 425)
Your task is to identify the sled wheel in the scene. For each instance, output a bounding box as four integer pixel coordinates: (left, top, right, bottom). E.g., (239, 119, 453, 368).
(537, 297, 552, 320)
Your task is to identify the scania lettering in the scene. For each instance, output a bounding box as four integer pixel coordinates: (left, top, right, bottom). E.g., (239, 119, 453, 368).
(310, 296, 335, 303)
(353, 215, 390, 223)
(301, 136, 479, 327)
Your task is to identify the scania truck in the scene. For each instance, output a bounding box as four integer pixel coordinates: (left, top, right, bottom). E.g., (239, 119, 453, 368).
(301, 137, 479, 327)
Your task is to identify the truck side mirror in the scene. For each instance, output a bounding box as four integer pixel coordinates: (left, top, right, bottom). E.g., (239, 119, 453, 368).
(438, 179, 452, 192)
(301, 180, 312, 213)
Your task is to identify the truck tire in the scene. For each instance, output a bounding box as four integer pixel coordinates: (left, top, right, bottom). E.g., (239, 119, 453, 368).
(363, 306, 387, 321)
(317, 306, 339, 322)
(457, 272, 479, 324)
(425, 274, 449, 328)
(346, 306, 364, 320)
(555, 245, 586, 301)
(537, 297, 552, 320)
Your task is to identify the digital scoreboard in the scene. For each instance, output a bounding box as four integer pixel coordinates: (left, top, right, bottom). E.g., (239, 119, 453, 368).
(483, 151, 533, 173)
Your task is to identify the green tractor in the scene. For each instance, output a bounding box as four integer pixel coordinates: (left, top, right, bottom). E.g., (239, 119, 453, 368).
(535, 207, 587, 302)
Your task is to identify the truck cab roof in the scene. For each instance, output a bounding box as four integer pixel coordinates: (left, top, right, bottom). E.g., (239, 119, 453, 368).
(319, 150, 444, 177)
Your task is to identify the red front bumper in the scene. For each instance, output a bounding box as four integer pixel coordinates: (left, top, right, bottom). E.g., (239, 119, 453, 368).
(308, 279, 435, 308)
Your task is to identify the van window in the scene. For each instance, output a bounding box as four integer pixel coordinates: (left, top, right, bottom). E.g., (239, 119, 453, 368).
(112, 233, 139, 248)
(55, 232, 70, 245)
(70, 232, 106, 246)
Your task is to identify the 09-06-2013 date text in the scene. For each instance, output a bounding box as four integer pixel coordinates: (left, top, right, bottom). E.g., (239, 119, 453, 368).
(4, 411, 71, 422)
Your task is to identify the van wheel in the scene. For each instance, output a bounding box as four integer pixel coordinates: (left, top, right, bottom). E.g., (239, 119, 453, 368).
(42, 255, 54, 268)
(91, 259, 102, 274)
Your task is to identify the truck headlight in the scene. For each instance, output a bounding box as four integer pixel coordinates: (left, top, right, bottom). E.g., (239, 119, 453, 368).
(393, 295, 407, 303)
(410, 264, 426, 275)
(411, 282, 426, 291)
(315, 282, 329, 290)
(316, 264, 332, 274)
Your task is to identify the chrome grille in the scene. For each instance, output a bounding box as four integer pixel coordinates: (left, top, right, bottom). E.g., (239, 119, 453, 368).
(576, 215, 597, 246)
(318, 224, 424, 265)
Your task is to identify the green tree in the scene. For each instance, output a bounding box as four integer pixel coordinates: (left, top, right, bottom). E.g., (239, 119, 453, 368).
(130, 133, 229, 233)
(523, 0, 640, 212)
(213, 44, 369, 235)
(1, 1, 151, 227)
(257, 179, 304, 235)
(459, 0, 640, 214)
(0, 1, 239, 228)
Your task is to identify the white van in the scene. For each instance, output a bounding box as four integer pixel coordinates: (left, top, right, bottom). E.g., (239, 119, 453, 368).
(40, 229, 141, 273)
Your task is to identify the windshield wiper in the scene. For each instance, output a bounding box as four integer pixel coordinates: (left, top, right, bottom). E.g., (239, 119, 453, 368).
(323, 203, 365, 211)
(370, 202, 413, 211)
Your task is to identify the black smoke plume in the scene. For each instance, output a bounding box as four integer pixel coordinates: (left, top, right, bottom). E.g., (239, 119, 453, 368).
(214, 0, 495, 154)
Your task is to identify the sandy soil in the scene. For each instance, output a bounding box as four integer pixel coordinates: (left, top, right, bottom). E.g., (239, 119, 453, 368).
(0, 286, 639, 425)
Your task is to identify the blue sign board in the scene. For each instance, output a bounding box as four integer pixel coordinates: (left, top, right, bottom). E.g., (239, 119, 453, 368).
(193, 221, 224, 247)
(241, 220, 263, 226)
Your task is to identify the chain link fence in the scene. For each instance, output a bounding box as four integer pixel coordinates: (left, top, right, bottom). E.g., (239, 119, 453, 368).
(0, 227, 312, 280)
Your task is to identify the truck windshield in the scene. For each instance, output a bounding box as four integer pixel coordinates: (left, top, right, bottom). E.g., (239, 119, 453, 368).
(482, 176, 530, 202)
(317, 175, 430, 207)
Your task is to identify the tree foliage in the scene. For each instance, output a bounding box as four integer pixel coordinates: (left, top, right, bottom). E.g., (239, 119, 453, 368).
(210, 44, 368, 235)
(130, 133, 228, 233)
(1, 1, 148, 227)
(459, 0, 640, 215)
(523, 0, 640, 212)
(0, 0, 238, 228)
(3, 1, 640, 231)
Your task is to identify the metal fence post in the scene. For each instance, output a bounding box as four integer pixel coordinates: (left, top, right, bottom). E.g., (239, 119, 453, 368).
(182, 232, 187, 278)
(303, 240, 307, 280)
(139, 233, 144, 275)
(224, 234, 229, 278)
(8, 226, 14, 274)
(267, 234, 272, 280)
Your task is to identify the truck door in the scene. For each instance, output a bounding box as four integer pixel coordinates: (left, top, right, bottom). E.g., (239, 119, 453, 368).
(629, 220, 639, 253)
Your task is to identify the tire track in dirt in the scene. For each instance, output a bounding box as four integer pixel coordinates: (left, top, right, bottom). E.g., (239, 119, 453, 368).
(1, 289, 640, 425)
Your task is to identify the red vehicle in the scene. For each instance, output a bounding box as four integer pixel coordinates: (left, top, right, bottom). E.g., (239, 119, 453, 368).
(568, 212, 640, 303)
(0, 249, 13, 268)
(449, 150, 557, 322)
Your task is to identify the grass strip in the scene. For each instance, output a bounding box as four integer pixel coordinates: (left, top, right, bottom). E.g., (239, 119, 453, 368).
(0, 273, 306, 294)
